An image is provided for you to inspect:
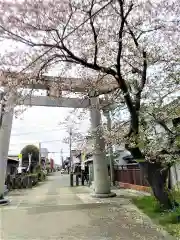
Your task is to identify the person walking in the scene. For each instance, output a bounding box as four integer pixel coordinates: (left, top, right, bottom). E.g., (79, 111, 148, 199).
(83, 164, 89, 184)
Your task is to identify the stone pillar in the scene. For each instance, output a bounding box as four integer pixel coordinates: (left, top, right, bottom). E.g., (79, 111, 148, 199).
(88, 162, 94, 186)
(0, 91, 15, 204)
(103, 109, 115, 186)
(89, 96, 116, 198)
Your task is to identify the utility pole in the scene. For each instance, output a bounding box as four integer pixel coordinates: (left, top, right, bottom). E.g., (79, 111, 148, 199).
(60, 148, 64, 168)
(102, 94, 115, 186)
(103, 109, 115, 186)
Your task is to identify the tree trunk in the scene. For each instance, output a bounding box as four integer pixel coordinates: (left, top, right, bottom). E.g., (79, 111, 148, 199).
(126, 146, 179, 210)
(139, 162, 179, 209)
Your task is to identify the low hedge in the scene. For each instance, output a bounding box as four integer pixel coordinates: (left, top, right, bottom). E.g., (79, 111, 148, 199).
(37, 171, 46, 182)
(5, 168, 47, 191)
(6, 173, 39, 190)
(27, 173, 39, 187)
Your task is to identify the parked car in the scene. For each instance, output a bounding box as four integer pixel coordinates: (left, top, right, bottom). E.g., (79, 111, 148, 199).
(60, 169, 65, 174)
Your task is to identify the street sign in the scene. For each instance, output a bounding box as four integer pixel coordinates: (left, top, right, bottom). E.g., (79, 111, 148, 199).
(81, 152, 86, 162)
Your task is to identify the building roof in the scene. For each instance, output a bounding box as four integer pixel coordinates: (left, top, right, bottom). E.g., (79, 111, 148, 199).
(7, 157, 19, 162)
(84, 158, 93, 164)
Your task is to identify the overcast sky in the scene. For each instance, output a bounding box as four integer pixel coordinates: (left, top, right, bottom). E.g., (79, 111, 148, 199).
(9, 106, 90, 164)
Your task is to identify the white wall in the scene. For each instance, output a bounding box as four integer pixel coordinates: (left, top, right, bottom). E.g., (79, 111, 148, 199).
(114, 149, 132, 166)
(40, 148, 48, 158)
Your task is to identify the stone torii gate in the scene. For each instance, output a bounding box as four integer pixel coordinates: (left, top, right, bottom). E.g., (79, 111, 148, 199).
(0, 73, 117, 204)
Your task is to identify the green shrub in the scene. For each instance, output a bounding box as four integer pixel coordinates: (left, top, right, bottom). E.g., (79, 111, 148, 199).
(21, 175, 28, 188)
(30, 173, 39, 186)
(132, 195, 180, 238)
(37, 171, 46, 182)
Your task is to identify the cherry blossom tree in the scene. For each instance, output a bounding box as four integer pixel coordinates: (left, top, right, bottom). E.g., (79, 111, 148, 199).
(0, 0, 180, 208)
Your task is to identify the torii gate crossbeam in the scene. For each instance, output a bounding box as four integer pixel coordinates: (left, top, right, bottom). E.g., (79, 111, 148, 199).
(20, 96, 108, 108)
(0, 74, 116, 204)
(0, 72, 118, 93)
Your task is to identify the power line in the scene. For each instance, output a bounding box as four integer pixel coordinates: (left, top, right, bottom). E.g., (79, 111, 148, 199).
(10, 132, 86, 145)
(41, 139, 65, 143)
(10, 134, 86, 143)
(11, 121, 86, 137)
(11, 127, 68, 136)
(11, 128, 86, 137)
(12, 122, 63, 129)
(9, 139, 66, 146)
(48, 151, 70, 154)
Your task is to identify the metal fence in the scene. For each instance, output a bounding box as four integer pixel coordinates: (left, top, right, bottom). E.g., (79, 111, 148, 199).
(114, 164, 149, 186)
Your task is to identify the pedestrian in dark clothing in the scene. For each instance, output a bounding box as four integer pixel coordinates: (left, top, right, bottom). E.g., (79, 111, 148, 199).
(84, 165, 89, 184)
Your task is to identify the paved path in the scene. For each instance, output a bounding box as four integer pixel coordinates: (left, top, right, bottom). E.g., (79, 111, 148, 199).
(0, 173, 175, 240)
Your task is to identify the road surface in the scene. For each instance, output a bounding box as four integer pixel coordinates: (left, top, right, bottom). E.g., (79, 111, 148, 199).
(0, 172, 174, 240)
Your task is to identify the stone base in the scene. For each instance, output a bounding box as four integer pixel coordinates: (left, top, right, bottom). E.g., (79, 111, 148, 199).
(0, 197, 10, 206)
(4, 185, 9, 195)
(91, 192, 116, 198)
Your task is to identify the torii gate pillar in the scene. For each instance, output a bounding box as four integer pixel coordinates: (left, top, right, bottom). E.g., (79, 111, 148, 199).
(0, 88, 116, 202)
(89, 95, 116, 198)
(0, 92, 14, 204)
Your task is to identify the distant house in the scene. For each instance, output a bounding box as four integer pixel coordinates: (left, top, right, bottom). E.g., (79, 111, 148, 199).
(71, 149, 81, 164)
(40, 148, 50, 169)
(112, 144, 136, 165)
(6, 156, 19, 176)
(139, 98, 180, 186)
(40, 148, 48, 159)
(79, 135, 136, 167)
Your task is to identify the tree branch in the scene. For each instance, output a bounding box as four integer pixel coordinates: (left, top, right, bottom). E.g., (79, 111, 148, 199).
(137, 26, 163, 40)
(88, 0, 98, 65)
(113, 1, 138, 135)
(135, 50, 147, 111)
(0, 25, 35, 46)
(36, 54, 79, 79)
(156, 119, 174, 136)
(59, 40, 117, 76)
(125, 20, 139, 48)
(125, 16, 148, 114)
(62, 6, 74, 39)
(116, 1, 133, 77)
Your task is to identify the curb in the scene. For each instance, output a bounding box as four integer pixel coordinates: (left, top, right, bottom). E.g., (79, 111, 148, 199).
(117, 182, 151, 193)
